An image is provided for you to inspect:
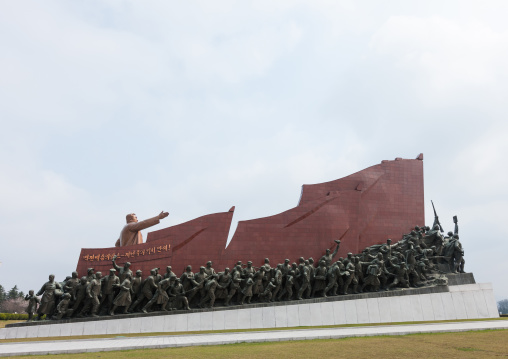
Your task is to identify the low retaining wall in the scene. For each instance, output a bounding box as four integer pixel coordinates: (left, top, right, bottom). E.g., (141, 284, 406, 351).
(0, 280, 498, 340)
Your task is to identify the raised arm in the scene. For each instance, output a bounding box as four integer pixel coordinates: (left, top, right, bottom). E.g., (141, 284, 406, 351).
(112, 255, 121, 271)
(127, 211, 169, 232)
(332, 240, 341, 259)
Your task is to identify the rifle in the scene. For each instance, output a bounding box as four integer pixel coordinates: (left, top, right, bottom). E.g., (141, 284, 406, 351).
(431, 200, 444, 233)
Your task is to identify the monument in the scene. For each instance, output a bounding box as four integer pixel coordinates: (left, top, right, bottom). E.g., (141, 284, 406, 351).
(2, 154, 498, 339)
(115, 211, 169, 247)
(76, 155, 424, 276)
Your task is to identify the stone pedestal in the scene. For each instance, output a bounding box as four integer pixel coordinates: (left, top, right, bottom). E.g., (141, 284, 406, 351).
(1, 278, 498, 340)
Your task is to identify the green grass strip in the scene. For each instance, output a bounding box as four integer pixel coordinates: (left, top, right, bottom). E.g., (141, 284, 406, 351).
(1, 317, 507, 343)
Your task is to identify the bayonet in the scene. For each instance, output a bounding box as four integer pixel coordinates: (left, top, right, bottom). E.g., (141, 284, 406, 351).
(431, 200, 444, 233)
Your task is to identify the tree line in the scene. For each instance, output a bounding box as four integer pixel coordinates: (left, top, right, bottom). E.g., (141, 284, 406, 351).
(0, 284, 26, 314)
(498, 299, 508, 315)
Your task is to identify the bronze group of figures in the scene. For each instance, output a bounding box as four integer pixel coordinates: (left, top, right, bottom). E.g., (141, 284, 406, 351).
(25, 216, 465, 321)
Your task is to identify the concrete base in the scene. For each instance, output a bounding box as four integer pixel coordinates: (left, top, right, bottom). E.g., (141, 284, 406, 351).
(2, 320, 508, 357)
(0, 282, 498, 340)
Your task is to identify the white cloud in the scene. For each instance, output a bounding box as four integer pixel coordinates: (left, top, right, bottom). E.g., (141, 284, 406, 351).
(1, 1, 508, 302)
(451, 125, 508, 197)
(370, 15, 508, 108)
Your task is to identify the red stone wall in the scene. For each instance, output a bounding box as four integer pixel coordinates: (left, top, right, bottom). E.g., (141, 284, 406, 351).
(76, 157, 424, 276)
(224, 157, 424, 268)
(76, 209, 234, 278)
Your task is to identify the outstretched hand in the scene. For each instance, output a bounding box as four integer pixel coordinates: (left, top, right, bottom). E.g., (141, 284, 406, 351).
(159, 211, 169, 220)
(334, 240, 341, 244)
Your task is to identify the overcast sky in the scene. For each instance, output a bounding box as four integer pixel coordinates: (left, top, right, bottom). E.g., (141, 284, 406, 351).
(1, 1, 507, 301)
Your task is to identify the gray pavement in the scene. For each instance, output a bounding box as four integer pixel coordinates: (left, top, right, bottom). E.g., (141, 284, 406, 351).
(1, 320, 507, 357)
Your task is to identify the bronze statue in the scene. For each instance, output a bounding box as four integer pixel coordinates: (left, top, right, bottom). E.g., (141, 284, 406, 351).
(153, 267, 162, 284)
(112, 256, 133, 282)
(379, 239, 393, 260)
(282, 259, 291, 275)
(142, 276, 171, 313)
(204, 261, 216, 277)
(190, 266, 208, 303)
(31, 208, 469, 320)
(311, 260, 327, 298)
(305, 258, 315, 298)
(342, 255, 358, 294)
(297, 263, 311, 299)
(199, 274, 221, 308)
(263, 279, 277, 302)
(215, 267, 231, 300)
(320, 240, 341, 267)
(225, 265, 242, 306)
(53, 293, 72, 320)
(130, 270, 143, 301)
(110, 274, 132, 315)
(180, 265, 198, 296)
(278, 270, 295, 301)
(79, 271, 102, 317)
(239, 273, 254, 305)
(272, 264, 283, 301)
(353, 257, 364, 290)
(163, 266, 174, 279)
(375, 252, 390, 290)
(130, 269, 156, 312)
(70, 277, 88, 317)
(325, 261, 347, 296)
(24, 290, 40, 322)
(387, 261, 409, 290)
(86, 268, 95, 283)
(36, 274, 61, 320)
(252, 267, 265, 299)
(99, 268, 120, 314)
(425, 224, 445, 255)
(115, 211, 169, 247)
(446, 234, 465, 273)
(63, 271, 79, 300)
(168, 278, 191, 310)
(361, 260, 380, 292)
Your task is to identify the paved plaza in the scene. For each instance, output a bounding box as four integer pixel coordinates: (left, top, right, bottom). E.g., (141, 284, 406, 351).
(0, 320, 507, 357)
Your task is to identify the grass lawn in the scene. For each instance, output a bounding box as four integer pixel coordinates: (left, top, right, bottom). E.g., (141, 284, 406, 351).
(8, 329, 508, 359)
